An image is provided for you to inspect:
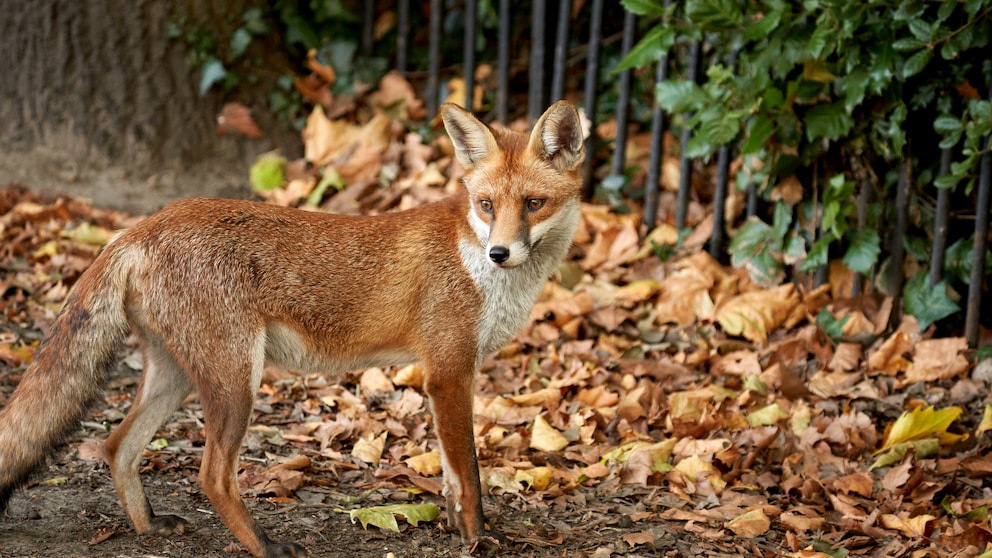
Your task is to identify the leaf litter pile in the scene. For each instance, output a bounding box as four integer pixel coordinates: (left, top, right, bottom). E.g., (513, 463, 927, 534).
(3, 77, 992, 558)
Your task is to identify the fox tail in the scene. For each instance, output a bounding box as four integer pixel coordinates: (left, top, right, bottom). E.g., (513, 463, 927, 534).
(0, 243, 133, 512)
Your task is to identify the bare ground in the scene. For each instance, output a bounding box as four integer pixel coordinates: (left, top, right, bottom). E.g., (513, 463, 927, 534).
(0, 359, 758, 558)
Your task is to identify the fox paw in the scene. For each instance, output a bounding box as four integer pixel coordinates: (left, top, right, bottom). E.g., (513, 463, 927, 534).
(467, 530, 504, 555)
(149, 514, 191, 536)
(264, 541, 309, 557)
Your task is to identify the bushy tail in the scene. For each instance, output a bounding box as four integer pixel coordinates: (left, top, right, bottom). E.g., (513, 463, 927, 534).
(0, 243, 134, 512)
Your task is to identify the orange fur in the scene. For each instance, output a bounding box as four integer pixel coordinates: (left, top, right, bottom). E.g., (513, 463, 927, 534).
(0, 102, 584, 557)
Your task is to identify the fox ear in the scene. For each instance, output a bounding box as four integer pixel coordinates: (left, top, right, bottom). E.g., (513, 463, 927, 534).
(528, 101, 585, 173)
(441, 103, 499, 169)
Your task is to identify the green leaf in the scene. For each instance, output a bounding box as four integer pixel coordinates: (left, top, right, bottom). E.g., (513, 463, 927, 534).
(655, 80, 709, 113)
(614, 24, 675, 73)
(743, 7, 783, 41)
(341, 503, 441, 532)
(804, 102, 853, 141)
(729, 218, 785, 284)
(742, 116, 775, 154)
(621, 0, 667, 16)
(903, 48, 933, 78)
(242, 8, 269, 34)
(249, 152, 286, 192)
(934, 115, 963, 134)
(686, 0, 744, 30)
(843, 229, 880, 274)
(816, 308, 850, 341)
(198, 57, 227, 95)
(799, 235, 831, 273)
(230, 28, 252, 60)
(892, 38, 926, 51)
(903, 272, 960, 331)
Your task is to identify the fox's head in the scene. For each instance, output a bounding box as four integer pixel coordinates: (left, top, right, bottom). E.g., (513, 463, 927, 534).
(441, 101, 585, 268)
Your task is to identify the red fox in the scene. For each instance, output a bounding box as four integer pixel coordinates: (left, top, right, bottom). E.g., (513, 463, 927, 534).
(0, 101, 584, 557)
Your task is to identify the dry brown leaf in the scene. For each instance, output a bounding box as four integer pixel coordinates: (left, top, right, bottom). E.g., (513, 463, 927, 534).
(621, 532, 655, 546)
(868, 331, 913, 375)
(715, 284, 799, 344)
(902, 337, 969, 384)
(725, 509, 771, 538)
(880, 513, 935, 538)
(352, 432, 387, 464)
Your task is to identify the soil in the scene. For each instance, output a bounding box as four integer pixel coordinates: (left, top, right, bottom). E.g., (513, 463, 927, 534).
(0, 359, 758, 558)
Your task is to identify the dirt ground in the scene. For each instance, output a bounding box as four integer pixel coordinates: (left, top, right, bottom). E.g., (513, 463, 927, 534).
(0, 359, 759, 558)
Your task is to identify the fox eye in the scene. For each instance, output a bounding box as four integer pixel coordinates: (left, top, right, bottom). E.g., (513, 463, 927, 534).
(527, 198, 546, 211)
(479, 199, 493, 213)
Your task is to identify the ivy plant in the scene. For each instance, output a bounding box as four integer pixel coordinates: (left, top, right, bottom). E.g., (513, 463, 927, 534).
(622, 0, 991, 331)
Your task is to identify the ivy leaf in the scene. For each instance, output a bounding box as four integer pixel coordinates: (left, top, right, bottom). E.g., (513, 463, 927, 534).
(934, 115, 963, 134)
(799, 235, 831, 273)
(729, 218, 785, 285)
(805, 102, 853, 141)
(903, 272, 960, 331)
(816, 308, 850, 342)
(903, 48, 933, 78)
(198, 57, 227, 95)
(621, 0, 668, 16)
(742, 116, 775, 154)
(843, 229, 880, 274)
(230, 28, 252, 60)
(655, 80, 709, 113)
(686, 0, 744, 31)
(892, 38, 926, 51)
(615, 24, 675, 73)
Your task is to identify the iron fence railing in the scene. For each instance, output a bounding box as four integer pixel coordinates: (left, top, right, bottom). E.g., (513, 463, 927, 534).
(371, 0, 991, 347)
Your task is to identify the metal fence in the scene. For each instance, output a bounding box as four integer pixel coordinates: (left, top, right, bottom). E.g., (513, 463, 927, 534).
(368, 0, 992, 346)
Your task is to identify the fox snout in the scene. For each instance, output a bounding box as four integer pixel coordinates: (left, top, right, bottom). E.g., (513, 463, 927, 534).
(488, 245, 510, 264)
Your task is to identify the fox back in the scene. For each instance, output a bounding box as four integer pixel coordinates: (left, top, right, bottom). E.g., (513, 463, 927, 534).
(0, 101, 585, 557)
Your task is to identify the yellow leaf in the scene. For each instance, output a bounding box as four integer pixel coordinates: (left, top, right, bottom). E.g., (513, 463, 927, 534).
(725, 509, 771, 538)
(32, 240, 59, 259)
(880, 406, 962, 452)
(747, 403, 790, 427)
(515, 466, 554, 491)
(977, 405, 992, 436)
(405, 451, 441, 476)
(340, 503, 440, 532)
(530, 415, 569, 452)
(392, 364, 424, 387)
(634, 223, 678, 259)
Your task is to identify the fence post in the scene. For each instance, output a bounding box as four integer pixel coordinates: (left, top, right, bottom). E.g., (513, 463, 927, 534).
(464, 0, 477, 112)
(528, 0, 547, 121)
(929, 147, 954, 287)
(674, 40, 701, 229)
(550, 0, 572, 103)
(497, 0, 510, 122)
(396, 0, 409, 74)
(581, 0, 604, 199)
(966, 134, 992, 346)
(426, 0, 442, 119)
(609, 11, 636, 178)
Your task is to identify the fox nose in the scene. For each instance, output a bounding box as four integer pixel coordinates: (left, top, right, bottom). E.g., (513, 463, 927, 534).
(489, 246, 510, 264)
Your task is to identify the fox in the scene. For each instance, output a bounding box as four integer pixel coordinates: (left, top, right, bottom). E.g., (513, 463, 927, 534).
(0, 101, 584, 557)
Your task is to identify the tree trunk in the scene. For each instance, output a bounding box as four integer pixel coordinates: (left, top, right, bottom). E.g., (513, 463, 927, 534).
(0, 0, 297, 214)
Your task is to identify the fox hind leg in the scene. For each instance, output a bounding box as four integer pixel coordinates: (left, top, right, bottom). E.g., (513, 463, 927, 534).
(192, 335, 306, 558)
(105, 336, 194, 535)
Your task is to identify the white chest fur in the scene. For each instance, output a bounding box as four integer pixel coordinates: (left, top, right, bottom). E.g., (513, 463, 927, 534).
(459, 201, 579, 358)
